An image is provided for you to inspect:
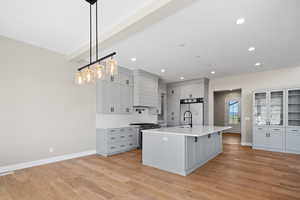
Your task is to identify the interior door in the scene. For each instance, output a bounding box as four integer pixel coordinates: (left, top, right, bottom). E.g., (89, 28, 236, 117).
(225, 97, 241, 133)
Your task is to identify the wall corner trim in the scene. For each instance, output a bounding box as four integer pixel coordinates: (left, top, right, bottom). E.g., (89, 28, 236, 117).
(241, 142, 252, 146)
(0, 150, 96, 175)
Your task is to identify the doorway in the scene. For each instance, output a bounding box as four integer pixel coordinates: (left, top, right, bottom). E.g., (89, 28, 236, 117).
(214, 89, 242, 145)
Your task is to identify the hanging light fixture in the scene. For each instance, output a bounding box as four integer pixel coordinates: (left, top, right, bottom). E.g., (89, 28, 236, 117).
(75, 0, 118, 85)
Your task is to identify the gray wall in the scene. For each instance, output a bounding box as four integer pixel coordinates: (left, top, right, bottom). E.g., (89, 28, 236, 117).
(214, 90, 241, 126)
(0, 36, 96, 167)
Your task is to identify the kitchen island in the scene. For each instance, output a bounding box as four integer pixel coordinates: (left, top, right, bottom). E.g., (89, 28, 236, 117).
(142, 126, 231, 176)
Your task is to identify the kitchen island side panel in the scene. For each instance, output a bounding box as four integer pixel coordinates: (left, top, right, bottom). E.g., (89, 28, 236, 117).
(142, 132, 186, 175)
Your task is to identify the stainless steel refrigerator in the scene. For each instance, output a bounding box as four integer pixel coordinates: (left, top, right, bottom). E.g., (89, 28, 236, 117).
(180, 98, 204, 126)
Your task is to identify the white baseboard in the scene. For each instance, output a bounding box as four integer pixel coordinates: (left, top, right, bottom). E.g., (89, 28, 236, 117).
(241, 142, 252, 146)
(0, 150, 96, 175)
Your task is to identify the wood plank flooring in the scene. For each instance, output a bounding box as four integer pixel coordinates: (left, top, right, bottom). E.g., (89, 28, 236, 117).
(223, 133, 241, 144)
(1, 135, 300, 200)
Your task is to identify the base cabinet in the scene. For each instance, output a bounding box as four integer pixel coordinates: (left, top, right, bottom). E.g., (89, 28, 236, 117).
(286, 128, 300, 154)
(185, 132, 222, 174)
(253, 126, 284, 152)
(96, 127, 138, 156)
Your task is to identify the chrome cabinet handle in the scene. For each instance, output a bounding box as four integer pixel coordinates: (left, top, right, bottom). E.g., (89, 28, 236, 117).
(110, 146, 116, 149)
(110, 137, 116, 140)
(273, 129, 280, 131)
(128, 135, 133, 137)
(120, 145, 125, 148)
(120, 136, 125, 138)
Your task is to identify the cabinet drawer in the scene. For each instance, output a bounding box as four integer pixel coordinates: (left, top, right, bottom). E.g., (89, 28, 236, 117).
(107, 128, 121, 134)
(108, 144, 121, 153)
(107, 133, 122, 143)
(269, 127, 284, 133)
(286, 128, 300, 134)
(254, 127, 267, 132)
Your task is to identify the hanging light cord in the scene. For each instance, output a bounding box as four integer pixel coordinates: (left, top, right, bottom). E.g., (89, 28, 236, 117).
(96, 1, 99, 60)
(89, 4, 92, 65)
(77, 0, 116, 72)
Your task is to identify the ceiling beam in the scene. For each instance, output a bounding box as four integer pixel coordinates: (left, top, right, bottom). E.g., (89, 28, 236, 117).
(67, 0, 195, 62)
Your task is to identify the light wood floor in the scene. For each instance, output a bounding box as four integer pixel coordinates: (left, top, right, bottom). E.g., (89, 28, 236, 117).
(223, 133, 241, 145)
(1, 136, 300, 200)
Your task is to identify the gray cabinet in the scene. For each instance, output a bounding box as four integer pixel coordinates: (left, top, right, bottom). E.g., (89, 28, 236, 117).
(96, 127, 138, 156)
(286, 128, 300, 154)
(185, 132, 222, 173)
(167, 86, 181, 126)
(253, 89, 285, 152)
(97, 67, 133, 114)
(253, 88, 300, 154)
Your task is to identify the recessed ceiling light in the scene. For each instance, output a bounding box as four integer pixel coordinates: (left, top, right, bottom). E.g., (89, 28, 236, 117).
(178, 43, 186, 47)
(161, 69, 165, 73)
(248, 47, 255, 52)
(211, 71, 216, 74)
(131, 58, 137, 62)
(180, 77, 185, 80)
(236, 18, 245, 25)
(255, 62, 262, 66)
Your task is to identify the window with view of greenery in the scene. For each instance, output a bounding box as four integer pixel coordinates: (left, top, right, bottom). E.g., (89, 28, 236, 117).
(228, 100, 239, 124)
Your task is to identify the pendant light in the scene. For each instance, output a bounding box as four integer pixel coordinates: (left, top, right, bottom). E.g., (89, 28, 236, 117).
(75, 0, 117, 85)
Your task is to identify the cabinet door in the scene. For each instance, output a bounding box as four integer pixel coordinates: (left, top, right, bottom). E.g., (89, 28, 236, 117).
(180, 84, 203, 99)
(287, 88, 300, 128)
(214, 132, 222, 154)
(167, 87, 181, 126)
(203, 134, 215, 160)
(120, 85, 133, 114)
(253, 127, 268, 148)
(269, 90, 285, 127)
(268, 128, 284, 151)
(119, 72, 133, 86)
(286, 128, 300, 153)
(253, 91, 268, 126)
(105, 83, 120, 113)
(185, 137, 197, 170)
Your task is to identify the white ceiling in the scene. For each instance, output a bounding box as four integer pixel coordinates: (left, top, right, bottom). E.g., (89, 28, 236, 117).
(100, 0, 300, 82)
(1, 0, 300, 82)
(0, 0, 154, 54)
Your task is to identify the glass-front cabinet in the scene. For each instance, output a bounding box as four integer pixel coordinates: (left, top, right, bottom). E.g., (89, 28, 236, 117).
(254, 92, 268, 126)
(253, 90, 285, 127)
(287, 88, 300, 127)
(270, 90, 284, 126)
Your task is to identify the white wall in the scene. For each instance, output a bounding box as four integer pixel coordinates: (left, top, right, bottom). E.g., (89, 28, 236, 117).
(0, 36, 96, 167)
(209, 66, 300, 145)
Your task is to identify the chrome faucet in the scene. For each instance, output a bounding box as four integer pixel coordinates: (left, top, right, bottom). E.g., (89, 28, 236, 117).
(183, 110, 193, 128)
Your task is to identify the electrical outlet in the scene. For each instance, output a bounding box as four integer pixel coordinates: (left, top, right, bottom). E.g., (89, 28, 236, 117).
(49, 148, 54, 153)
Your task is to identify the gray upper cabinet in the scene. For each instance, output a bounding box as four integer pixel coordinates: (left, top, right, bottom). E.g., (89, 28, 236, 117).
(97, 67, 133, 114)
(167, 86, 181, 126)
(133, 70, 159, 108)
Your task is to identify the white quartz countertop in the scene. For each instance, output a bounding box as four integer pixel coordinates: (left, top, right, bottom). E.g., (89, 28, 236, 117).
(142, 125, 232, 137)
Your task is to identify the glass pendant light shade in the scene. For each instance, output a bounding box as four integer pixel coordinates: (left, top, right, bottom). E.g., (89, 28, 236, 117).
(75, 71, 84, 85)
(106, 58, 118, 76)
(84, 68, 95, 83)
(94, 63, 105, 80)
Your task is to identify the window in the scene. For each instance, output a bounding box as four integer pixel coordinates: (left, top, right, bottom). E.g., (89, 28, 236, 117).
(228, 100, 239, 124)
